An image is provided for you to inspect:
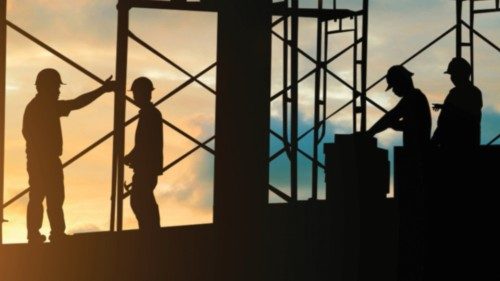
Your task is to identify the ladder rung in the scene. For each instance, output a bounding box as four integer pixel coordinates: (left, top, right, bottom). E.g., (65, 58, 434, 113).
(327, 29, 355, 35)
(354, 106, 364, 113)
(355, 60, 364, 65)
(461, 43, 472, 47)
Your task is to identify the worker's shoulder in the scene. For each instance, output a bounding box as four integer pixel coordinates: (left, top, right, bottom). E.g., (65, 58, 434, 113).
(152, 106, 162, 117)
(470, 84, 482, 95)
(451, 84, 482, 95)
(24, 96, 40, 114)
(407, 88, 429, 103)
(412, 88, 427, 97)
(142, 104, 162, 119)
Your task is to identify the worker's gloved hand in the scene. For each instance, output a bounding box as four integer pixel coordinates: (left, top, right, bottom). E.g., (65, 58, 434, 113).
(432, 103, 443, 112)
(100, 75, 116, 93)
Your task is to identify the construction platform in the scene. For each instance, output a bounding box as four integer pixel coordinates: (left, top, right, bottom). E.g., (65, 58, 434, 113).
(395, 145, 500, 280)
(0, 201, 398, 281)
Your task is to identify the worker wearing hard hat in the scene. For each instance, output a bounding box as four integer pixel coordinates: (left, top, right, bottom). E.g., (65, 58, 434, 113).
(23, 68, 115, 244)
(366, 65, 431, 150)
(124, 77, 163, 231)
(365, 65, 431, 281)
(431, 57, 483, 148)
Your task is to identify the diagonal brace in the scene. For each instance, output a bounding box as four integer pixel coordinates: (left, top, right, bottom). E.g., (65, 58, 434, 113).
(128, 31, 216, 95)
(122, 136, 215, 199)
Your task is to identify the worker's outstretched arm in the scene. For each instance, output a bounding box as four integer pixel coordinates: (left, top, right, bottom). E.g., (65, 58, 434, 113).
(367, 113, 393, 136)
(65, 76, 115, 111)
(390, 120, 405, 131)
(367, 106, 402, 137)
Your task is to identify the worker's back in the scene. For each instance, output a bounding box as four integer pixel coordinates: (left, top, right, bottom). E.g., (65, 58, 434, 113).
(401, 89, 431, 150)
(437, 83, 482, 148)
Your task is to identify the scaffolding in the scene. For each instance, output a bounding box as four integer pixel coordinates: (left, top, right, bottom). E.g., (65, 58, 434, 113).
(270, 0, 500, 203)
(0, 0, 499, 244)
(0, 0, 219, 240)
(269, 0, 381, 202)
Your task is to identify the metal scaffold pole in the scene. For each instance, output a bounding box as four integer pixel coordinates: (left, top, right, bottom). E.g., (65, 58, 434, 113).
(353, 16, 359, 132)
(456, 0, 463, 58)
(0, 0, 7, 244)
(469, 0, 475, 83)
(360, 0, 369, 132)
(112, 0, 130, 231)
(312, 0, 324, 200)
(290, 0, 299, 201)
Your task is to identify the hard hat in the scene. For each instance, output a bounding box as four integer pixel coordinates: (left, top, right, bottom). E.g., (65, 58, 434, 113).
(35, 68, 65, 86)
(385, 65, 414, 91)
(444, 57, 471, 75)
(130, 77, 154, 92)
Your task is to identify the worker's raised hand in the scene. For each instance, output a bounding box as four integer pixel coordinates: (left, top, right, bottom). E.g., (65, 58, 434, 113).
(432, 103, 443, 112)
(100, 76, 116, 93)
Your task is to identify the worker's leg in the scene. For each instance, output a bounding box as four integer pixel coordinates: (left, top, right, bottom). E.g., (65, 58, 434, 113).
(46, 158, 66, 237)
(143, 175, 160, 230)
(26, 159, 46, 240)
(131, 173, 146, 229)
(131, 173, 160, 230)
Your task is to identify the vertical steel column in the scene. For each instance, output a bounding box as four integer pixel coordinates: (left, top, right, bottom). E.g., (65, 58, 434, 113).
(456, 0, 463, 58)
(112, 0, 129, 231)
(282, 12, 291, 160)
(469, 0, 475, 83)
(0, 0, 7, 244)
(360, 0, 369, 132)
(353, 16, 359, 132)
(214, 0, 271, 280)
(321, 19, 328, 143)
(290, 0, 299, 201)
(312, 0, 323, 200)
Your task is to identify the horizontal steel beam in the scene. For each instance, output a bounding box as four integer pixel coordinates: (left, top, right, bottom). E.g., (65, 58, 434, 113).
(128, 0, 217, 12)
(474, 8, 500, 14)
(128, 0, 363, 21)
(272, 2, 362, 20)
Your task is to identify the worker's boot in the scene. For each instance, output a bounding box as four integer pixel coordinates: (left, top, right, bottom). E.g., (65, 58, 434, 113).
(49, 233, 70, 243)
(28, 233, 46, 245)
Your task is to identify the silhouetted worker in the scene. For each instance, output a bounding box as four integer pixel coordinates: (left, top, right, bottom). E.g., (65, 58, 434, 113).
(431, 57, 483, 148)
(366, 65, 431, 148)
(366, 65, 431, 281)
(124, 77, 163, 231)
(23, 68, 115, 244)
(428, 58, 484, 279)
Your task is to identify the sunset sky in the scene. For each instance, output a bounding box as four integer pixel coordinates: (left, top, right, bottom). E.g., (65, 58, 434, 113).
(2, 0, 499, 244)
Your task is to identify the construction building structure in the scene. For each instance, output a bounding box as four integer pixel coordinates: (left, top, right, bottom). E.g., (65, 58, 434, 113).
(0, 0, 498, 280)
